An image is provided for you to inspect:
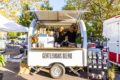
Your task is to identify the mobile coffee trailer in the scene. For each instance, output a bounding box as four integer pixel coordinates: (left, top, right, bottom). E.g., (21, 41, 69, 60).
(103, 15, 120, 66)
(28, 11, 87, 78)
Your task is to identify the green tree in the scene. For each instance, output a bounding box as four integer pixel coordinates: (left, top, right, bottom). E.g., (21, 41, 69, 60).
(62, 3, 75, 10)
(83, 0, 120, 39)
(0, 0, 41, 21)
(7, 32, 17, 38)
(41, 0, 53, 10)
(63, 0, 120, 40)
(18, 3, 34, 27)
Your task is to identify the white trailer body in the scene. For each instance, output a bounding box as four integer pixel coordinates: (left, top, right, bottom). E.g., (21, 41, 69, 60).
(28, 11, 87, 67)
(29, 48, 84, 67)
(103, 15, 120, 66)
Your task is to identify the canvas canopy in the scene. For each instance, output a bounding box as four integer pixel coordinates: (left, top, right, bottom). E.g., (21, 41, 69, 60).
(0, 24, 10, 32)
(35, 11, 80, 26)
(0, 15, 28, 32)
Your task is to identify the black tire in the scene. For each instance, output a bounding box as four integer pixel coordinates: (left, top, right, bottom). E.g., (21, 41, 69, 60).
(83, 67, 88, 72)
(50, 64, 65, 79)
(107, 62, 113, 68)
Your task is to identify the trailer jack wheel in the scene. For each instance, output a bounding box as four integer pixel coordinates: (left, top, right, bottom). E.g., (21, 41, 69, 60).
(50, 64, 65, 79)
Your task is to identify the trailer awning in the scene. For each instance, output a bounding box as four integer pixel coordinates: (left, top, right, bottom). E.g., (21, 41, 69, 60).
(35, 11, 80, 26)
(35, 11, 79, 21)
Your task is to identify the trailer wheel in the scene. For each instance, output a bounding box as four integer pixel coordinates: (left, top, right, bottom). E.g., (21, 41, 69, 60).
(107, 62, 113, 69)
(50, 64, 65, 79)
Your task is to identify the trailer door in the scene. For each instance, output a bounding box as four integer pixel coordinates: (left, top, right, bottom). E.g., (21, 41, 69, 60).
(108, 21, 119, 64)
(118, 22, 120, 65)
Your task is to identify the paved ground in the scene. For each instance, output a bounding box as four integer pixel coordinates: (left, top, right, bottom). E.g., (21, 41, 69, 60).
(0, 62, 88, 80)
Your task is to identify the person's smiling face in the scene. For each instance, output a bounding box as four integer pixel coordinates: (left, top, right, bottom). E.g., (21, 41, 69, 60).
(69, 26, 74, 32)
(60, 26, 64, 32)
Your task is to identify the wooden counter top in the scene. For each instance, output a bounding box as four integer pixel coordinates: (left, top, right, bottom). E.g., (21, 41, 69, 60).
(31, 47, 82, 50)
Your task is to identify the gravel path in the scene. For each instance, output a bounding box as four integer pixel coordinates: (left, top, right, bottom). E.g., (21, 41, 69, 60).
(0, 62, 88, 80)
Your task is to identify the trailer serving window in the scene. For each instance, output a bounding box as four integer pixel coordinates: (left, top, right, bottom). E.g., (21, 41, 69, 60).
(30, 11, 83, 50)
(28, 11, 88, 72)
(31, 24, 82, 49)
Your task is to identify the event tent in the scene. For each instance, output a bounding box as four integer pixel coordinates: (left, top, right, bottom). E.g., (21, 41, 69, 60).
(0, 24, 11, 32)
(0, 15, 28, 32)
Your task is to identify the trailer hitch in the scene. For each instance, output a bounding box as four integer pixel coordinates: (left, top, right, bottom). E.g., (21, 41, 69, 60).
(69, 67, 80, 77)
(30, 66, 43, 75)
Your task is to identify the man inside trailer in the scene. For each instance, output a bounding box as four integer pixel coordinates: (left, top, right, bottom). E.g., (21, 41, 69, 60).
(66, 24, 77, 43)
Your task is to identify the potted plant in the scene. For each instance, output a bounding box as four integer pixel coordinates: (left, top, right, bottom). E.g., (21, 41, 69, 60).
(75, 36, 82, 48)
(19, 58, 30, 74)
(107, 65, 115, 80)
(31, 35, 38, 48)
(0, 53, 6, 80)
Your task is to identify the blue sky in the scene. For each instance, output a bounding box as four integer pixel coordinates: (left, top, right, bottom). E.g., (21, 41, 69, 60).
(49, 0, 66, 11)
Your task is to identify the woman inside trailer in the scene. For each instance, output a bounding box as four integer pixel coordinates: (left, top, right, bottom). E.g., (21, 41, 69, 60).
(55, 26, 66, 46)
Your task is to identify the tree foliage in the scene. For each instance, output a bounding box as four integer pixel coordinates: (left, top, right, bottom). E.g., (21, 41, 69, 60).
(62, 3, 75, 10)
(0, 0, 41, 21)
(7, 32, 17, 38)
(18, 3, 34, 27)
(63, 0, 120, 40)
(41, 0, 53, 10)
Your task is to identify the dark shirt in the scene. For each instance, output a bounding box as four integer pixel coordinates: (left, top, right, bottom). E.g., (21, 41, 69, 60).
(66, 31, 77, 43)
(57, 32, 66, 44)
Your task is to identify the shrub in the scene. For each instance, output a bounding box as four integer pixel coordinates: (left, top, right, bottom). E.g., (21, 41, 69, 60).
(0, 54, 6, 67)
